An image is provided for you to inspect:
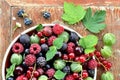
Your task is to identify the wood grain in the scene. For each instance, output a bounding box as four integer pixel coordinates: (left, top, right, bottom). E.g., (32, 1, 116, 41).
(1, 0, 120, 80)
(0, 0, 11, 80)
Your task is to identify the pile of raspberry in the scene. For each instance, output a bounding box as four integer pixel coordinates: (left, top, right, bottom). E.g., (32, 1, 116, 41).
(6, 24, 111, 80)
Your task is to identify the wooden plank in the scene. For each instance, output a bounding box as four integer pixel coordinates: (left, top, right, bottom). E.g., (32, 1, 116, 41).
(0, 0, 11, 80)
(5, 0, 120, 6)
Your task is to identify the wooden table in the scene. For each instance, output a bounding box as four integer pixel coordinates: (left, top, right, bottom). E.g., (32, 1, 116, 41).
(0, 0, 120, 80)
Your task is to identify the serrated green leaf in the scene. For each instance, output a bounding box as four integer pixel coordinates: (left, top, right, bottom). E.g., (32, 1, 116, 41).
(82, 8, 106, 33)
(79, 38, 86, 48)
(62, 2, 86, 24)
(46, 46, 57, 61)
(85, 47, 96, 54)
(79, 35, 98, 54)
(84, 35, 98, 48)
(6, 64, 16, 79)
(79, 35, 98, 48)
(53, 38, 63, 49)
(54, 70, 66, 79)
(36, 24, 43, 32)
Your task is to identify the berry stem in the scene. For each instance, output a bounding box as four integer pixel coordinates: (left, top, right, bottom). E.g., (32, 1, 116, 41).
(22, 13, 28, 17)
(95, 56, 107, 72)
(63, 60, 81, 64)
(30, 63, 36, 80)
(111, 55, 117, 60)
(80, 70, 83, 78)
(13, 26, 18, 31)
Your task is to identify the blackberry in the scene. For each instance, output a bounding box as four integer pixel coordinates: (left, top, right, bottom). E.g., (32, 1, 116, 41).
(43, 11, 51, 19)
(88, 69, 95, 78)
(7, 77, 14, 80)
(69, 32, 79, 42)
(55, 51, 62, 58)
(46, 64, 51, 69)
(19, 34, 30, 47)
(17, 9, 24, 17)
(41, 44, 48, 52)
(37, 57, 46, 67)
(63, 66, 70, 74)
(61, 43, 67, 51)
(24, 18, 32, 25)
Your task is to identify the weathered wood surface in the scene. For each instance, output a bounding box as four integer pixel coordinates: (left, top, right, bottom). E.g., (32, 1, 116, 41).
(0, 0, 120, 80)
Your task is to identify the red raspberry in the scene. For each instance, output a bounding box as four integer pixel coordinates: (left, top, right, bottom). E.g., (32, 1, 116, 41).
(46, 68, 55, 77)
(42, 26, 52, 36)
(25, 54, 36, 66)
(30, 43, 41, 54)
(53, 24, 64, 35)
(37, 68, 44, 75)
(16, 75, 24, 80)
(48, 36, 56, 46)
(66, 75, 75, 80)
(88, 59, 97, 69)
(12, 42, 24, 53)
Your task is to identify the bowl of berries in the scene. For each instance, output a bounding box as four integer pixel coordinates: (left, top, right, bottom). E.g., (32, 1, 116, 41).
(2, 24, 97, 80)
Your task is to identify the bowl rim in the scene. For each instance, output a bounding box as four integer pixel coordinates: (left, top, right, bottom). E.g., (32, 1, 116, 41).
(2, 24, 97, 80)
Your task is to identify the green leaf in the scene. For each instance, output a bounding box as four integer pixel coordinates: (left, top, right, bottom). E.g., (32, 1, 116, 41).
(53, 38, 63, 49)
(79, 35, 98, 48)
(85, 47, 96, 54)
(6, 64, 16, 79)
(36, 24, 43, 32)
(46, 46, 57, 61)
(82, 8, 106, 33)
(79, 35, 98, 54)
(62, 2, 86, 24)
(54, 70, 66, 79)
(79, 38, 86, 48)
